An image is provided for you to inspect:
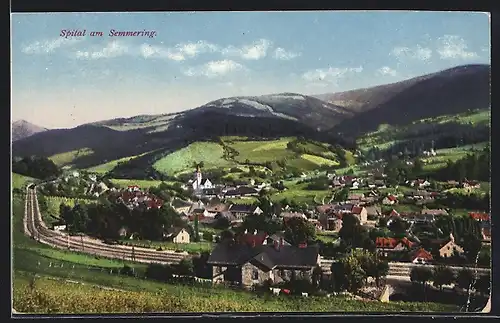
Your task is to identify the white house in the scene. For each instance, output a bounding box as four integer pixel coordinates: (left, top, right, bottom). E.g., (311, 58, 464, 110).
(164, 227, 191, 244)
(53, 224, 66, 231)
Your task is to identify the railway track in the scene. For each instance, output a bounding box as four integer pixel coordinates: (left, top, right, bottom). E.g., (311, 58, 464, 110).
(24, 186, 189, 265)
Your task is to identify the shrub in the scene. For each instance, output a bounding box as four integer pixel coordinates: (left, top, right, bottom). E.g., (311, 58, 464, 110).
(120, 265, 136, 277)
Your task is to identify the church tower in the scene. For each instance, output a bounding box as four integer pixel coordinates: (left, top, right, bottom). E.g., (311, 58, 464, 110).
(194, 165, 202, 189)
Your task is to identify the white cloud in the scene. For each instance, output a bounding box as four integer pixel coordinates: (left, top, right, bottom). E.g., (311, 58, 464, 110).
(183, 60, 246, 78)
(377, 66, 397, 76)
(175, 41, 219, 58)
(139, 44, 185, 61)
(273, 47, 301, 60)
(222, 39, 272, 60)
(391, 45, 432, 61)
(75, 41, 129, 59)
(302, 66, 363, 83)
(437, 35, 478, 60)
(21, 37, 82, 54)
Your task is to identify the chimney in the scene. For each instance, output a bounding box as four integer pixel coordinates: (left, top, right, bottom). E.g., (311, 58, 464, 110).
(449, 232, 454, 242)
(244, 229, 248, 234)
(253, 230, 257, 235)
(274, 240, 279, 250)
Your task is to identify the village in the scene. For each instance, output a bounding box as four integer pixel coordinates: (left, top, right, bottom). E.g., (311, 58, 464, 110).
(38, 158, 491, 303)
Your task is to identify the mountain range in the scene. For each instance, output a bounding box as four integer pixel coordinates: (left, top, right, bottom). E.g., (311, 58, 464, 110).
(12, 64, 490, 169)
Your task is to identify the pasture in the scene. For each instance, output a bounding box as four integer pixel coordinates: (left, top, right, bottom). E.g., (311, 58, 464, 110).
(109, 179, 164, 189)
(86, 151, 153, 174)
(153, 142, 236, 175)
(45, 196, 98, 218)
(421, 142, 489, 171)
(229, 138, 296, 164)
(48, 148, 94, 167)
(12, 173, 35, 190)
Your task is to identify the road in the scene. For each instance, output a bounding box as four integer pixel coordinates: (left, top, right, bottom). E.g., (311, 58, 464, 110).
(23, 185, 189, 266)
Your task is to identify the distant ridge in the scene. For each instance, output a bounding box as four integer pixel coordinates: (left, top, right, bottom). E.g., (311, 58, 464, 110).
(12, 64, 490, 168)
(12, 120, 48, 142)
(319, 64, 491, 137)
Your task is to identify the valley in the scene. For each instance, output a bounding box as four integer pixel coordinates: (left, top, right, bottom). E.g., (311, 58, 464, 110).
(11, 63, 491, 314)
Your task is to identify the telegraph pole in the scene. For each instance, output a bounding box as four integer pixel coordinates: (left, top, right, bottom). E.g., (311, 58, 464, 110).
(131, 246, 135, 262)
(81, 235, 84, 251)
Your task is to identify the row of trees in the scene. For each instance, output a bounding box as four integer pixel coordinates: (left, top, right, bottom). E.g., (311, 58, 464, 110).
(13, 156, 61, 180)
(60, 200, 187, 241)
(410, 265, 490, 296)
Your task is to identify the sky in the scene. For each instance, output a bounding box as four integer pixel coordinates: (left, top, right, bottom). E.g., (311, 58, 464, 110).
(11, 11, 490, 129)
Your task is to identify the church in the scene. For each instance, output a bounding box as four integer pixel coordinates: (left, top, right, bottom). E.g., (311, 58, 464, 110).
(191, 165, 213, 191)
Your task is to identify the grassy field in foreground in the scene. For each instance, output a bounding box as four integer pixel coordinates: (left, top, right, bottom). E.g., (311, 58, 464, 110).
(119, 239, 213, 254)
(12, 173, 35, 190)
(48, 148, 94, 167)
(13, 271, 458, 313)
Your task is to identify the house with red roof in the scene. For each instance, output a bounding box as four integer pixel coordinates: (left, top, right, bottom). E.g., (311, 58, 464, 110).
(411, 248, 433, 264)
(375, 237, 414, 258)
(382, 194, 398, 205)
(469, 212, 490, 222)
(481, 228, 491, 244)
(461, 180, 481, 189)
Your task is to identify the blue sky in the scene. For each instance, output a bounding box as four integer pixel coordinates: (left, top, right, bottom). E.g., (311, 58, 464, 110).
(11, 11, 490, 128)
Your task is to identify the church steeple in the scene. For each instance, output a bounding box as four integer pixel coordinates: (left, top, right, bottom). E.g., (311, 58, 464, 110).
(194, 164, 202, 189)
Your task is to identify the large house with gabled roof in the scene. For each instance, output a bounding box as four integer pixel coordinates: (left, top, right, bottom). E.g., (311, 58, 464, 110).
(207, 233, 320, 289)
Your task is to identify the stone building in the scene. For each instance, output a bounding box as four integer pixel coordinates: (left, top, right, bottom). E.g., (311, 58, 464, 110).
(207, 234, 320, 289)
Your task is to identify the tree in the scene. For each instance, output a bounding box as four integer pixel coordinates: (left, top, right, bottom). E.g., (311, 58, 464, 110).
(357, 250, 389, 287)
(412, 158, 423, 175)
(332, 250, 367, 293)
(461, 234, 483, 263)
(59, 203, 73, 225)
(432, 265, 455, 291)
(338, 214, 369, 248)
(176, 258, 194, 276)
(193, 213, 200, 242)
(456, 268, 475, 295)
(214, 216, 230, 230)
(312, 265, 323, 288)
(410, 267, 433, 293)
(388, 218, 408, 235)
(69, 204, 90, 233)
(377, 217, 388, 228)
(333, 188, 349, 202)
(475, 274, 491, 296)
(284, 217, 316, 246)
